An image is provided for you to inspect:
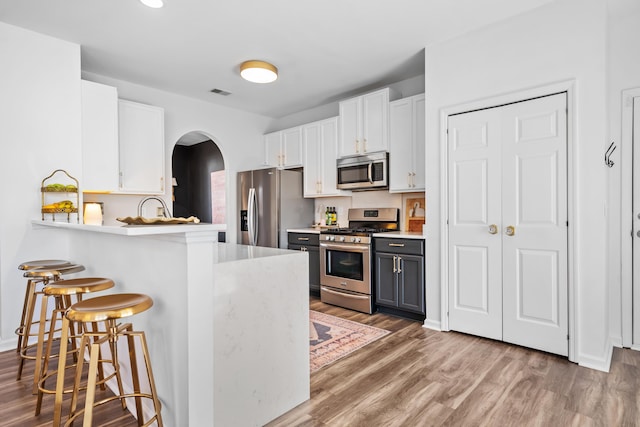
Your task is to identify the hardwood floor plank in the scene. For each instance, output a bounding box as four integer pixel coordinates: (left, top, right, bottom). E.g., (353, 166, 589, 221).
(268, 297, 640, 426)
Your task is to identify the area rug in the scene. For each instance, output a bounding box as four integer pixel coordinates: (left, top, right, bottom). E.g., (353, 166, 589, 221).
(309, 310, 390, 373)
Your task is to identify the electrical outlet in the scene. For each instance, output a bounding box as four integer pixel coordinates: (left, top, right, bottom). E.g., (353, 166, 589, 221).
(157, 207, 164, 217)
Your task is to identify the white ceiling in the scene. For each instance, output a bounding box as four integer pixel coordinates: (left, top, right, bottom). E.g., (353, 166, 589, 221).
(0, 0, 553, 119)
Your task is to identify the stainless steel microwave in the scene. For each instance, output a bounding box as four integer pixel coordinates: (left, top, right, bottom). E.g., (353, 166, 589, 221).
(336, 151, 388, 191)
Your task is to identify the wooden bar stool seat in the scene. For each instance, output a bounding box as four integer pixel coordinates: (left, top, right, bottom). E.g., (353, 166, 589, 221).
(54, 293, 163, 427)
(34, 278, 115, 414)
(16, 262, 85, 381)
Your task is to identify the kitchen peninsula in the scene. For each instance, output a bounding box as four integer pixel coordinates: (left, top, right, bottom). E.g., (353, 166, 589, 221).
(32, 220, 310, 426)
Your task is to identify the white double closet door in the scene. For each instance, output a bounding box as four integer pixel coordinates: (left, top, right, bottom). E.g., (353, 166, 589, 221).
(447, 93, 568, 357)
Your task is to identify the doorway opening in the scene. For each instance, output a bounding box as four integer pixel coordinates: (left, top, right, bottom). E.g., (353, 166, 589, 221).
(172, 131, 226, 227)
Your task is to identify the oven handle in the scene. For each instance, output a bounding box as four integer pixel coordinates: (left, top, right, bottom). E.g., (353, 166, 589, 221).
(367, 162, 373, 183)
(320, 242, 370, 252)
(321, 286, 369, 300)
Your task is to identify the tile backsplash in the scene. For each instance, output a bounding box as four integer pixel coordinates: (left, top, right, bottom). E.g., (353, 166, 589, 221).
(314, 190, 424, 230)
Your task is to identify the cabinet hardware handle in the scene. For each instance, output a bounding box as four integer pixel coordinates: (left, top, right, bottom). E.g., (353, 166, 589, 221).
(392, 255, 397, 273)
(488, 224, 498, 235)
(389, 243, 405, 247)
(505, 225, 515, 236)
(397, 256, 402, 273)
(408, 172, 412, 187)
(363, 138, 367, 152)
(355, 139, 360, 153)
(412, 172, 416, 187)
(297, 237, 309, 241)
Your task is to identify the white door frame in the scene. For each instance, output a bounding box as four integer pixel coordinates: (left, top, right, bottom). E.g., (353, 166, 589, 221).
(440, 80, 577, 362)
(620, 87, 640, 350)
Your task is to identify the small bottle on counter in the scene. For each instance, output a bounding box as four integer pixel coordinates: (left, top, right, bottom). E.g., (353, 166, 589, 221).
(325, 207, 331, 226)
(331, 207, 337, 226)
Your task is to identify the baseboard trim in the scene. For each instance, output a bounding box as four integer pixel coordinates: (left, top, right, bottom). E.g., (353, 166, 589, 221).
(0, 337, 18, 353)
(578, 340, 614, 372)
(422, 319, 441, 331)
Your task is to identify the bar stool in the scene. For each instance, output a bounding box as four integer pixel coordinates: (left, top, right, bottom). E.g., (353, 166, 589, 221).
(53, 293, 163, 427)
(33, 277, 115, 411)
(17, 263, 85, 381)
(16, 260, 72, 353)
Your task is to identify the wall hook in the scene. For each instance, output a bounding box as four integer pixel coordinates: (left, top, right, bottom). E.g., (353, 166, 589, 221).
(605, 141, 616, 168)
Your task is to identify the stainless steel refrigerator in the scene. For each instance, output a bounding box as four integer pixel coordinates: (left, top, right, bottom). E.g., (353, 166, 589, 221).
(238, 168, 314, 248)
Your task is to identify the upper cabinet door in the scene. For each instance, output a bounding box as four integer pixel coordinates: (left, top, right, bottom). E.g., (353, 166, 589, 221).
(302, 122, 322, 197)
(264, 131, 282, 166)
(281, 126, 303, 168)
(389, 93, 425, 193)
(338, 97, 361, 157)
(361, 89, 389, 154)
(81, 80, 119, 192)
(118, 99, 165, 194)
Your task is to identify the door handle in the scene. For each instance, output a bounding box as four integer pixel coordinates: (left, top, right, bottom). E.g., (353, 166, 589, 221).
(367, 162, 373, 183)
(505, 225, 515, 236)
(488, 224, 498, 235)
(392, 255, 397, 273)
(397, 256, 402, 273)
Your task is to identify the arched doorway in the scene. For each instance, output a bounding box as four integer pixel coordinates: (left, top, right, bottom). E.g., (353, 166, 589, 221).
(172, 131, 226, 226)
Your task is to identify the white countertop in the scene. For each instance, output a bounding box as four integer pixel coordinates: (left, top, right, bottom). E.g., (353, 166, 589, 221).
(215, 243, 299, 263)
(287, 228, 321, 234)
(373, 231, 426, 240)
(32, 219, 225, 236)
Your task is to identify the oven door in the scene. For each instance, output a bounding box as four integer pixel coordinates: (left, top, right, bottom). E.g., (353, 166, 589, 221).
(319, 241, 371, 294)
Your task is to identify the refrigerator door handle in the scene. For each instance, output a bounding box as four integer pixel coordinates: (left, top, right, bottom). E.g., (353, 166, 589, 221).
(248, 187, 258, 246)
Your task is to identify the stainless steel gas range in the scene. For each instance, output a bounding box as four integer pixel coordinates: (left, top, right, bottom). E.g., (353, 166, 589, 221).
(319, 207, 399, 313)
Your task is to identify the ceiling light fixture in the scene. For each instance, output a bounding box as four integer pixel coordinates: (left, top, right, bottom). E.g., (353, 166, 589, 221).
(140, 0, 164, 8)
(240, 60, 278, 84)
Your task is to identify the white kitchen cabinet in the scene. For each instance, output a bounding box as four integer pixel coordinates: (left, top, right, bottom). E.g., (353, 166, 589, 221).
(338, 87, 398, 157)
(81, 80, 120, 192)
(302, 117, 349, 197)
(389, 93, 425, 192)
(118, 99, 165, 194)
(264, 126, 303, 169)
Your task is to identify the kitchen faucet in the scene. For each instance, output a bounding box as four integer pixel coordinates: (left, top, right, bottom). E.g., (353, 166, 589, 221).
(137, 196, 172, 218)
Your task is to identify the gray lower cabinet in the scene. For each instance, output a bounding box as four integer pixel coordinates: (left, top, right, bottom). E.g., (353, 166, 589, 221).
(288, 232, 320, 295)
(374, 238, 425, 318)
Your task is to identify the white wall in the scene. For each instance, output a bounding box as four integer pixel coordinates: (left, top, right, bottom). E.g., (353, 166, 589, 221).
(0, 22, 81, 348)
(81, 72, 271, 242)
(424, 0, 610, 369)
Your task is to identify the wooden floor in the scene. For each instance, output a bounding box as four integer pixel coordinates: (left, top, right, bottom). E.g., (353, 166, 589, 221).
(268, 297, 640, 426)
(0, 341, 139, 426)
(4, 297, 640, 426)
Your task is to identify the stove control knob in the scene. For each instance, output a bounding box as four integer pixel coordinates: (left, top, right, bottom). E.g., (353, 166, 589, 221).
(338, 236, 345, 242)
(350, 237, 356, 243)
(329, 236, 335, 241)
(355, 237, 361, 243)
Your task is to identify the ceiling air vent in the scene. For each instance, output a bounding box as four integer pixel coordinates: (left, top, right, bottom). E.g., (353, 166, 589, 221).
(210, 88, 232, 96)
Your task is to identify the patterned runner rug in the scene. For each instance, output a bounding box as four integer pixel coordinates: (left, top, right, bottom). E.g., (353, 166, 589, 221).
(309, 310, 390, 373)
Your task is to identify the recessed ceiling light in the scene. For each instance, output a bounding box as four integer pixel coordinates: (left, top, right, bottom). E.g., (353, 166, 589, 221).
(140, 0, 164, 8)
(240, 60, 278, 84)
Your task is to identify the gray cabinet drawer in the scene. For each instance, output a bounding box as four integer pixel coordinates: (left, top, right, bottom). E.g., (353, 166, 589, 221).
(374, 238, 424, 256)
(287, 232, 319, 246)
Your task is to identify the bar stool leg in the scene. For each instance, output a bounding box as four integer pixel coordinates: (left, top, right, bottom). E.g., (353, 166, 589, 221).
(17, 281, 41, 380)
(53, 316, 71, 427)
(126, 325, 145, 424)
(16, 279, 37, 353)
(81, 340, 102, 427)
(33, 292, 53, 394)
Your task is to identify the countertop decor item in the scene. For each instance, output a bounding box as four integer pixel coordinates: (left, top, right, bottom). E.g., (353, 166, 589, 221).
(405, 197, 425, 232)
(116, 216, 200, 225)
(309, 310, 389, 373)
(41, 169, 79, 223)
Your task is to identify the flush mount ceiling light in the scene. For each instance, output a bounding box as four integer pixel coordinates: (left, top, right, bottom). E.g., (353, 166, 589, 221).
(140, 0, 164, 8)
(240, 60, 278, 84)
